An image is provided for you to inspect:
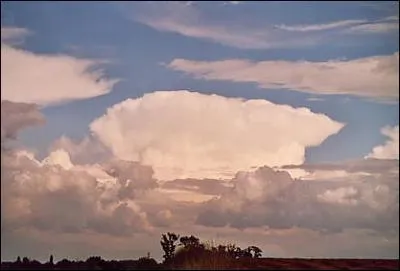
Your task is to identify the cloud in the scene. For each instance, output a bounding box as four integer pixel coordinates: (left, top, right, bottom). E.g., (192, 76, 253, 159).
(277, 16, 399, 34)
(168, 53, 399, 100)
(1, 27, 119, 106)
(129, 2, 398, 49)
(160, 178, 232, 196)
(90, 90, 344, 180)
(344, 15, 399, 34)
(307, 97, 325, 102)
(1, 26, 32, 45)
(276, 19, 367, 32)
(1, 100, 45, 141)
(366, 125, 399, 159)
(196, 162, 399, 234)
(50, 136, 112, 164)
(281, 158, 399, 175)
(127, 2, 326, 49)
(1, 148, 157, 237)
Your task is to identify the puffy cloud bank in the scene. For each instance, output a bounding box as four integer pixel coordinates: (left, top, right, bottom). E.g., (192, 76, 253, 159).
(366, 125, 399, 159)
(90, 90, 344, 180)
(197, 163, 399, 233)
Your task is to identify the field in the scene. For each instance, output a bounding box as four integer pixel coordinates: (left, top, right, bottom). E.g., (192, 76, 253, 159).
(247, 258, 399, 270)
(1, 258, 399, 270)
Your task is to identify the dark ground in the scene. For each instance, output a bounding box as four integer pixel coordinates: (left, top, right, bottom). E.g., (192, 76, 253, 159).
(1, 258, 399, 270)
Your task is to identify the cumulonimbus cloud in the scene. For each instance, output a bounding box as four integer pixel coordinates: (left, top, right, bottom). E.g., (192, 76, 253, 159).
(168, 53, 399, 100)
(1, 27, 119, 106)
(90, 90, 344, 180)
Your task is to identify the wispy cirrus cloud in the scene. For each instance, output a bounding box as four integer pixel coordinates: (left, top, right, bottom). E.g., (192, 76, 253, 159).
(127, 2, 399, 49)
(276, 15, 398, 33)
(168, 52, 399, 100)
(275, 19, 368, 32)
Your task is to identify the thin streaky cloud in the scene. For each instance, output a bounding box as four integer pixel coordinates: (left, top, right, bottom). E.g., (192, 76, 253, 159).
(129, 2, 399, 49)
(275, 19, 368, 32)
(168, 52, 399, 100)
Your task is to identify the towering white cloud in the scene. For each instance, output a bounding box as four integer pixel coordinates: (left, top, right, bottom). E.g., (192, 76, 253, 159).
(90, 90, 344, 180)
(1, 27, 119, 106)
(168, 53, 399, 100)
(367, 125, 399, 159)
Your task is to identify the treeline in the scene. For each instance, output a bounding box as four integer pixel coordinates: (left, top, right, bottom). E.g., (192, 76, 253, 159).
(1, 232, 262, 270)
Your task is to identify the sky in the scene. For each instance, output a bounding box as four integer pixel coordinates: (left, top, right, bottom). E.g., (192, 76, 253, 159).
(1, 1, 399, 262)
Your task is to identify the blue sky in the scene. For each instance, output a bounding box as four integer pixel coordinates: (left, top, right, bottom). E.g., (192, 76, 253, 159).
(2, 1, 398, 163)
(1, 1, 399, 261)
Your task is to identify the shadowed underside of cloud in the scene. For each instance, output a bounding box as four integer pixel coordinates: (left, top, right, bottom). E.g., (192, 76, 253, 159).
(90, 90, 344, 180)
(1, 101, 45, 141)
(1, 148, 158, 237)
(168, 53, 399, 100)
(196, 164, 399, 234)
(1, 27, 119, 106)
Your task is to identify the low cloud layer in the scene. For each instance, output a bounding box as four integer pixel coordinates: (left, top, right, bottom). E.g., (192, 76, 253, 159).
(196, 163, 399, 234)
(1, 148, 159, 238)
(366, 125, 399, 160)
(1, 27, 118, 106)
(90, 90, 344, 180)
(168, 53, 399, 100)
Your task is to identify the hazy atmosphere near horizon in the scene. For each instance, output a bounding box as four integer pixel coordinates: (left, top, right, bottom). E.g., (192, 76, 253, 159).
(1, 1, 399, 262)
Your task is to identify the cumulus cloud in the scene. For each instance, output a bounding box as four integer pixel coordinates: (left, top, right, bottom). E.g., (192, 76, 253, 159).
(196, 162, 399, 233)
(1, 27, 119, 106)
(128, 2, 398, 49)
(1, 148, 158, 237)
(366, 125, 399, 159)
(50, 135, 112, 164)
(168, 53, 399, 100)
(90, 90, 344, 180)
(1, 100, 45, 141)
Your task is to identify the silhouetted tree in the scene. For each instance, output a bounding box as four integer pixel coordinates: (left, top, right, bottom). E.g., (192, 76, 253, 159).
(160, 232, 180, 263)
(16, 256, 21, 264)
(22, 257, 30, 265)
(249, 246, 263, 258)
(179, 235, 203, 249)
(49, 254, 54, 265)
